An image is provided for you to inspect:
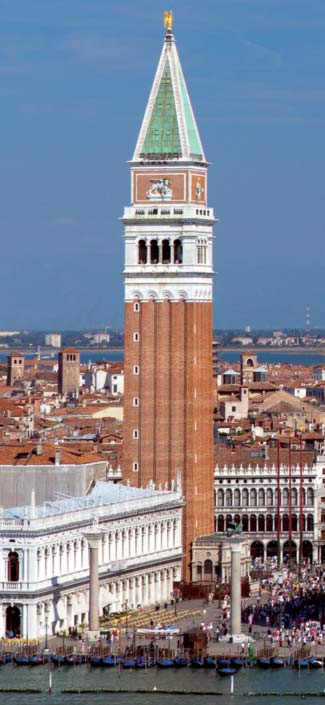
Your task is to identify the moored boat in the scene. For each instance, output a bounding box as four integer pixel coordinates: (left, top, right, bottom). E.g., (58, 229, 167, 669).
(157, 658, 174, 668)
(204, 656, 216, 668)
(294, 659, 309, 669)
(218, 658, 230, 668)
(65, 654, 83, 666)
(14, 655, 29, 665)
(89, 656, 102, 667)
(51, 655, 66, 666)
(270, 657, 285, 668)
(231, 657, 245, 669)
(174, 656, 189, 667)
(191, 657, 205, 668)
(29, 654, 44, 666)
(257, 658, 271, 669)
(309, 657, 323, 669)
(101, 655, 116, 667)
(218, 667, 237, 677)
(121, 658, 136, 669)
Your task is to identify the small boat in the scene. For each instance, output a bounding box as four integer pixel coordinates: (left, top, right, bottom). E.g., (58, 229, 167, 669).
(0, 654, 5, 666)
(29, 654, 44, 666)
(157, 658, 174, 668)
(204, 656, 216, 668)
(101, 655, 116, 667)
(218, 667, 237, 677)
(309, 657, 323, 669)
(257, 658, 271, 669)
(51, 655, 66, 666)
(14, 655, 29, 666)
(174, 656, 189, 667)
(121, 658, 136, 669)
(5, 653, 14, 663)
(135, 656, 155, 668)
(89, 656, 102, 667)
(191, 657, 205, 668)
(270, 657, 285, 669)
(218, 658, 230, 668)
(294, 659, 309, 669)
(65, 654, 83, 666)
(231, 657, 245, 669)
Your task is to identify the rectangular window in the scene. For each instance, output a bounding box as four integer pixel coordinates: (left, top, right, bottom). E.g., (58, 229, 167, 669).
(133, 332, 140, 342)
(134, 302, 140, 312)
(133, 429, 139, 440)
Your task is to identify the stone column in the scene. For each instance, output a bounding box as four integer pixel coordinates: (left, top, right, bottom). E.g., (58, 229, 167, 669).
(229, 537, 242, 638)
(84, 530, 102, 634)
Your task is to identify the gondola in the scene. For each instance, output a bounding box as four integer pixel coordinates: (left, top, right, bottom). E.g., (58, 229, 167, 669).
(51, 655, 66, 666)
(0, 654, 6, 665)
(309, 657, 323, 669)
(231, 657, 245, 669)
(157, 658, 174, 668)
(101, 655, 116, 667)
(29, 654, 44, 666)
(135, 655, 155, 668)
(89, 655, 102, 667)
(191, 657, 205, 668)
(174, 656, 189, 667)
(14, 655, 29, 665)
(294, 659, 309, 669)
(270, 656, 285, 668)
(204, 656, 216, 668)
(65, 654, 83, 665)
(218, 658, 231, 668)
(218, 667, 237, 677)
(257, 658, 271, 669)
(121, 658, 136, 668)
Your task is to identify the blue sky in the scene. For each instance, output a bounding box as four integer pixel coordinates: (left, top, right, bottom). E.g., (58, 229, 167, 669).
(0, 0, 324, 330)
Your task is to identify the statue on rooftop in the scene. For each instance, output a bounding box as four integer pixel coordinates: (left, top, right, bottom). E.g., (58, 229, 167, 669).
(226, 521, 242, 537)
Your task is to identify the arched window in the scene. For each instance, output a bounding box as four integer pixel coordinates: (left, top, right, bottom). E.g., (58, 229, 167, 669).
(266, 514, 273, 532)
(258, 514, 265, 531)
(283, 488, 289, 507)
(174, 239, 182, 263)
(242, 515, 249, 532)
(275, 488, 281, 507)
(283, 514, 289, 531)
(307, 514, 314, 531)
(226, 514, 232, 529)
(266, 488, 273, 507)
(217, 515, 224, 532)
(307, 488, 314, 507)
(292, 514, 297, 531)
(234, 514, 241, 526)
(302, 488, 306, 506)
(162, 240, 171, 263)
(226, 489, 232, 507)
(150, 240, 159, 264)
(258, 489, 265, 507)
(234, 489, 240, 507)
(8, 552, 19, 582)
(292, 487, 298, 506)
(217, 489, 224, 507)
(138, 240, 147, 264)
(250, 488, 257, 507)
(204, 559, 213, 578)
(250, 514, 257, 532)
(196, 563, 202, 578)
(197, 238, 207, 264)
(242, 488, 249, 507)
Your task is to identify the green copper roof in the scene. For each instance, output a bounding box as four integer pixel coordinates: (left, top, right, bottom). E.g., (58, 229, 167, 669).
(142, 58, 182, 155)
(179, 70, 203, 157)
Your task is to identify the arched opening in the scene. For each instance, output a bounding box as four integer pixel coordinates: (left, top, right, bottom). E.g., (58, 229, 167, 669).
(6, 605, 20, 638)
(266, 488, 273, 507)
(234, 514, 241, 526)
(283, 488, 289, 507)
(266, 540, 278, 559)
(242, 488, 249, 507)
(242, 514, 249, 532)
(217, 489, 224, 507)
(292, 514, 298, 531)
(266, 514, 273, 532)
(217, 515, 224, 532)
(283, 540, 297, 563)
(302, 540, 313, 563)
(204, 559, 213, 580)
(250, 489, 257, 507)
(8, 552, 19, 582)
(258, 489, 265, 507)
(251, 541, 264, 560)
(292, 488, 298, 506)
(150, 240, 159, 264)
(282, 514, 289, 532)
(258, 514, 265, 532)
(226, 515, 233, 529)
(173, 239, 182, 264)
(226, 489, 232, 507)
(234, 489, 240, 507)
(246, 358, 254, 367)
(138, 240, 147, 264)
(196, 563, 202, 579)
(307, 514, 314, 531)
(250, 514, 257, 532)
(307, 488, 314, 507)
(162, 239, 171, 263)
(301, 514, 306, 531)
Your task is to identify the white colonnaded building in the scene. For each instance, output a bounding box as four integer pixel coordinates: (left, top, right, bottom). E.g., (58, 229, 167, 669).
(0, 482, 183, 639)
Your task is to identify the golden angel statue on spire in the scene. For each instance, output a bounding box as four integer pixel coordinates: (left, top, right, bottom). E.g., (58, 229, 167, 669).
(164, 10, 173, 33)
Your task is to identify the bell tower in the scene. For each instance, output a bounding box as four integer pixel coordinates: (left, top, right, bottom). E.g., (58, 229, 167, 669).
(122, 16, 215, 580)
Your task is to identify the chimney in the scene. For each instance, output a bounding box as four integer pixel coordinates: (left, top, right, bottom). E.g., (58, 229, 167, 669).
(55, 449, 61, 466)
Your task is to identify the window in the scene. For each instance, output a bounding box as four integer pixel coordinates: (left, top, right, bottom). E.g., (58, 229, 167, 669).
(133, 462, 139, 472)
(138, 240, 147, 264)
(133, 332, 140, 342)
(197, 238, 207, 264)
(133, 429, 139, 440)
(8, 551, 19, 582)
(162, 239, 171, 263)
(150, 239, 159, 264)
(113, 385, 117, 393)
(134, 302, 140, 312)
(173, 239, 182, 263)
(133, 365, 140, 375)
(133, 397, 139, 407)
(231, 406, 236, 412)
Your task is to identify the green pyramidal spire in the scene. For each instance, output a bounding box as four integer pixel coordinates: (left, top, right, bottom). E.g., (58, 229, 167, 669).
(133, 29, 205, 162)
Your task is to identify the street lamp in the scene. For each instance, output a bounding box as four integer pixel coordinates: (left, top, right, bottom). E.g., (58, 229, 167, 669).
(45, 621, 48, 652)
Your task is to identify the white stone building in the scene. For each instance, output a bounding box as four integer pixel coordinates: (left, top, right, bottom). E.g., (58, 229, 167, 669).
(44, 334, 62, 348)
(0, 482, 183, 639)
(214, 446, 324, 564)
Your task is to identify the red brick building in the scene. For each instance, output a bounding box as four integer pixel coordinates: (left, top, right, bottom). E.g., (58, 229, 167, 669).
(122, 20, 215, 579)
